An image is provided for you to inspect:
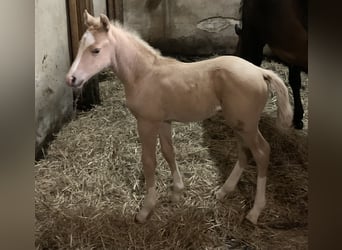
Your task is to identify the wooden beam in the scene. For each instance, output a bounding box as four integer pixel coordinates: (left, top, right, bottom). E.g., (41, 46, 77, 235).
(67, 0, 95, 59)
(66, 0, 101, 111)
(114, 0, 123, 22)
(106, 0, 115, 20)
(67, 0, 79, 60)
(106, 0, 123, 22)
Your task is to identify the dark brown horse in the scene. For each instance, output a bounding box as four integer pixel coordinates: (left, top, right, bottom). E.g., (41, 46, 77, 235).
(235, 0, 308, 129)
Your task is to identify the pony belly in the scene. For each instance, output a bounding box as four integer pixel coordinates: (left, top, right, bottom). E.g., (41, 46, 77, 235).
(166, 104, 221, 123)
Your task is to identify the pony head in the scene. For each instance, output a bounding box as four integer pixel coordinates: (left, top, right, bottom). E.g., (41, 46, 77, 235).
(66, 10, 112, 88)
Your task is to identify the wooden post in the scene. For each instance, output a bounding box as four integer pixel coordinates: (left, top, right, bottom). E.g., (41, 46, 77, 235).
(66, 0, 101, 111)
(106, 0, 123, 22)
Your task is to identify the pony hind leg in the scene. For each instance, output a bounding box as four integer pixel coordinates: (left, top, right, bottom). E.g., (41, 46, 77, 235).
(215, 135, 249, 200)
(239, 129, 270, 224)
(159, 122, 184, 202)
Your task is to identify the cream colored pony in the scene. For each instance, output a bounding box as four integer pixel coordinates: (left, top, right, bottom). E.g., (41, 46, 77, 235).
(66, 11, 293, 224)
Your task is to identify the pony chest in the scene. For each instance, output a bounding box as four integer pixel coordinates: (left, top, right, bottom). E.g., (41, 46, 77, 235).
(125, 92, 163, 120)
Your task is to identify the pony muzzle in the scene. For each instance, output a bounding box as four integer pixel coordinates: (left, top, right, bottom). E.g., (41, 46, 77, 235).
(66, 75, 84, 88)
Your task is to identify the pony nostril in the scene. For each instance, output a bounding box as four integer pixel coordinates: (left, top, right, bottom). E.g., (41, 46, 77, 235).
(71, 76, 76, 84)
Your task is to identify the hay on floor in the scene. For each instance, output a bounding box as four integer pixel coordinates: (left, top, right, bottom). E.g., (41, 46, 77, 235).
(35, 59, 308, 249)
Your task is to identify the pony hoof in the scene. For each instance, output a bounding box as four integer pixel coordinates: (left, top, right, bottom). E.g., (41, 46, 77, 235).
(245, 211, 259, 225)
(135, 214, 146, 224)
(135, 210, 151, 223)
(170, 193, 181, 203)
(215, 189, 226, 201)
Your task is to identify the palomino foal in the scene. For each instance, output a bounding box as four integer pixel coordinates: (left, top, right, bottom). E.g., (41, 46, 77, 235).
(66, 11, 293, 224)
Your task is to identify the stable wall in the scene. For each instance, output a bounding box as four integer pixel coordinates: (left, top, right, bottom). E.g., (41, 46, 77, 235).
(93, 0, 107, 16)
(35, 0, 73, 156)
(123, 0, 241, 55)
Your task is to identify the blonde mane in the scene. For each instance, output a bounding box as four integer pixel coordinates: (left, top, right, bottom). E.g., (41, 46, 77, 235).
(111, 21, 162, 58)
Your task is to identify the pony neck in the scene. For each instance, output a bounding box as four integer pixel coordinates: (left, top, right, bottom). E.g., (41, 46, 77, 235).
(109, 24, 158, 88)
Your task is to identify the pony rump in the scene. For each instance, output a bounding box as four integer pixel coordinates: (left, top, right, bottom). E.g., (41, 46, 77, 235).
(263, 69, 294, 129)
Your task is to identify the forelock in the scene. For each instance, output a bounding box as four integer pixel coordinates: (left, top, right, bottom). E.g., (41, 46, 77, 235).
(81, 31, 96, 48)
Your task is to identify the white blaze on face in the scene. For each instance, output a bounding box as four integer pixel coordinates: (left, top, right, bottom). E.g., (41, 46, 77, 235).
(69, 31, 96, 74)
(83, 31, 96, 47)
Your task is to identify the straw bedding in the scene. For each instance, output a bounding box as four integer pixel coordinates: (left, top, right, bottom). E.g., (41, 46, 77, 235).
(35, 58, 308, 249)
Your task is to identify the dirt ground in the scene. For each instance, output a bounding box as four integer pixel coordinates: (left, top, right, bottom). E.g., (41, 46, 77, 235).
(35, 57, 308, 249)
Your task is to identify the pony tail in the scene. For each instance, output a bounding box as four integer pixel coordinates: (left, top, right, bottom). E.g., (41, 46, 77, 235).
(262, 69, 293, 129)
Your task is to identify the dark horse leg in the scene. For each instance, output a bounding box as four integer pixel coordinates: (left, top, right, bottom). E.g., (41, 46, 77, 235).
(289, 65, 304, 129)
(234, 25, 265, 67)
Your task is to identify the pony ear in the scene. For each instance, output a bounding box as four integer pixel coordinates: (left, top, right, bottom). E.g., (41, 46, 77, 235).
(100, 14, 110, 32)
(83, 9, 97, 27)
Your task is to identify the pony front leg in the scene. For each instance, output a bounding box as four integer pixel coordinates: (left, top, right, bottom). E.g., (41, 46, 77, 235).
(135, 119, 160, 223)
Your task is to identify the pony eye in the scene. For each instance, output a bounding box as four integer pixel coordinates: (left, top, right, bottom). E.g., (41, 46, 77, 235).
(91, 48, 100, 54)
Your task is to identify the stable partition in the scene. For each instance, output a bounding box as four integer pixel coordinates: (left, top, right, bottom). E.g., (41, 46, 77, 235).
(35, 0, 73, 157)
